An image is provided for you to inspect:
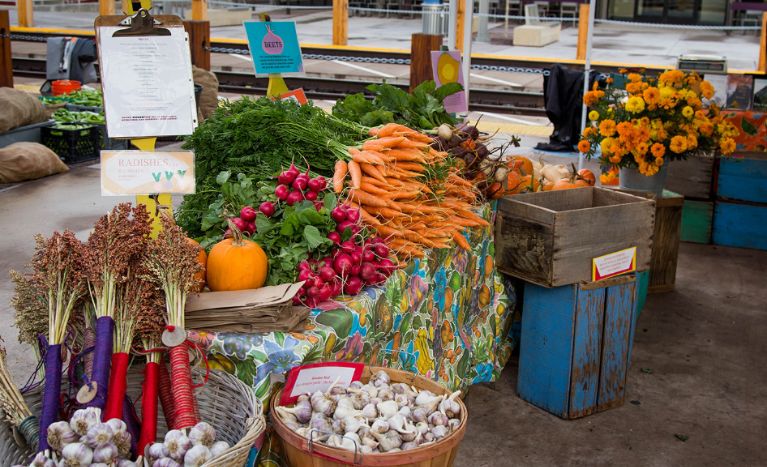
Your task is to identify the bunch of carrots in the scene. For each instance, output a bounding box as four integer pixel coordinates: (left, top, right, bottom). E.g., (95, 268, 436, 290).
(333, 122, 489, 261)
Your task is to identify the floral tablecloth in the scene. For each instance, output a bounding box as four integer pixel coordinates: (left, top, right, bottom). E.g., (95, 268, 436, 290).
(189, 205, 516, 406)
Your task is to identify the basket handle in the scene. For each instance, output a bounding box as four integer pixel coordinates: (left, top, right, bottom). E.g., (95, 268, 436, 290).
(308, 428, 364, 465)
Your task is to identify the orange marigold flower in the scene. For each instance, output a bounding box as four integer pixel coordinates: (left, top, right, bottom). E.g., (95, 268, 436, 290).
(583, 126, 597, 137)
(584, 90, 602, 106)
(626, 82, 643, 94)
(627, 73, 642, 83)
(655, 157, 665, 167)
(651, 143, 665, 158)
(578, 140, 591, 153)
(643, 87, 660, 105)
(599, 119, 617, 137)
(720, 138, 736, 154)
(636, 142, 649, 155)
(700, 80, 715, 99)
(609, 154, 622, 163)
(670, 135, 688, 154)
(687, 134, 698, 150)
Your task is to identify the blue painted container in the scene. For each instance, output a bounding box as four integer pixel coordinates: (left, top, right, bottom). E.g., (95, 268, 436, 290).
(713, 201, 767, 251)
(717, 153, 767, 204)
(517, 274, 638, 419)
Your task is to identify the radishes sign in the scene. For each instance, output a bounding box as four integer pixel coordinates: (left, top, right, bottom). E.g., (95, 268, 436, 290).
(244, 21, 303, 75)
(100, 151, 195, 196)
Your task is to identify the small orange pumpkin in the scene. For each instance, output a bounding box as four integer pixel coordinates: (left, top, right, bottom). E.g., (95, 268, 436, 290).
(206, 227, 268, 291)
(508, 156, 534, 176)
(552, 179, 578, 191)
(187, 238, 208, 292)
(578, 169, 596, 186)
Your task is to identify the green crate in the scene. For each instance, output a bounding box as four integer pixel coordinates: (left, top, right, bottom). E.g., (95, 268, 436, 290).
(41, 125, 101, 164)
(680, 200, 713, 244)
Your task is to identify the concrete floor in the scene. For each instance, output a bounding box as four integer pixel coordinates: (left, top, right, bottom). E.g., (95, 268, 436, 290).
(458, 242, 767, 466)
(1, 148, 766, 465)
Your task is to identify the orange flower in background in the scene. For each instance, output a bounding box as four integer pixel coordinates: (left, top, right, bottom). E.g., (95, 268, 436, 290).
(599, 119, 617, 137)
(720, 138, 736, 154)
(627, 73, 642, 83)
(700, 80, 715, 99)
(578, 140, 591, 153)
(626, 81, 643, 95)
(687, 134, 698, 150)
(655, 156, 665, 166)
(635, 142, 649, 155)
(670, 135, 688, 154)
(606, 76, 614, 84)
(584, 90, 604, 106)
(583, 126, 597, 137)
(651, 143, 665, 158)
(610, 154, 622, 163)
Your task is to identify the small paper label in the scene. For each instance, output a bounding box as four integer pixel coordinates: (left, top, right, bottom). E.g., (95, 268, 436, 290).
(280, 362, 364, 406)
(161, 327, 187, 347)
(279, 88, 308, 105)
(592, 247, 637, 281)
(101, 151, 195, 196)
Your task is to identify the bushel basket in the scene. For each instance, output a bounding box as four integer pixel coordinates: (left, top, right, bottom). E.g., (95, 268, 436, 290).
(0, 368, 264, 466)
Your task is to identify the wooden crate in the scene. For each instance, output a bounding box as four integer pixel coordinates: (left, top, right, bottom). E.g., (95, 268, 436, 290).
(681, 200, 713, 244)
(495, 187, 655, 288)
(717, 152, 767, 204)
(666, 153, 717, 200)
(517, 275, 638, 419)
(713, 200, 767, 251)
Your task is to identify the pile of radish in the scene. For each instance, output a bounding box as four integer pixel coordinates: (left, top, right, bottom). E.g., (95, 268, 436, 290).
(294, 204, 397, 307)
(275, 164, 328, 209)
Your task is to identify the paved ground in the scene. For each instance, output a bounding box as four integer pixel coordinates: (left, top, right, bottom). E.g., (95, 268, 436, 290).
(3, 7, 763, 70)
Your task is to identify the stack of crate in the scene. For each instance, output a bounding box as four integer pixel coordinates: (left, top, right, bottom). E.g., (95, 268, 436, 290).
(666, 154, 718, 244)
(713, 152, 767, 250)
(495, 187, 655, 419)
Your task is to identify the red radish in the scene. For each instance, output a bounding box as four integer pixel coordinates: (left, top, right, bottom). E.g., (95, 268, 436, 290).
(317, 284, 333, 302)
(305, 191, 318, 201)
(373, 243, 389, 258)
(362, 248, 375, 263)
(344, 277, 363, 295)
(278, 170, 297, 185)
(307, 178, 323, 193)
(240, 206, 257, 222)
(287, 164, 301, 176)
(292, 296, 302, 305)
(333, 254, 354, 277)
(351, 251, 362, 265)
(322, 257, 334, 267)
(313, 201, 323, 211)
(286, 191, 303, 206)
(330, 280, 342, 297)
(292, 175, 309, 191)
(350, 225, 361, 235)
(378, 258, 397, 274)
(360, 263, 377, 281)
(327, 232, 341, 244)
(319, 267, 336, 282)
(340, 240, 357, 254)
(337, 221, 355, 234)
(346, 209, 361, 223)
(371, 236, 384, 244)
(230, 217, 247, 232)
(350, 264, 361, 277)
(298, 260, 312, 271)
(244, 222, 256, 235)
(315, 176, 327, 190)
(298, 269, 312, 281)
(331, 207, 348, 223)
(259, 201, 275, 217)
(275, 184, 290, 201)
(307, 286, 320, 298)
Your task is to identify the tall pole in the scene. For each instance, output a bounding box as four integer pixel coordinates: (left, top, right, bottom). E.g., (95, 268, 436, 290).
(477, 0, 489, 42)
(461, 0, 473, 109)
(448, 0, 458, 49)
(579, 0, 596, 169)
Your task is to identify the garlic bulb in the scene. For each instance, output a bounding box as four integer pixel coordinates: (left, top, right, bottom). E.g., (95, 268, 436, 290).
(331, 418, 344, 434)
(152, 459, 181, 467)
(401, 441, 418, 450)
(69, 408, 101, 436)
(340, 415, 365, 434)
(333, 398, 360, 420)
(371, 370, 390, 387)
(117, 460, 138, 467)
(415, 421, 430, 434)
(361, 433, 378, 450)
(438, 391, 462, 418)
(415, 391, 443, 412)
(431, 424, 449, 440)
(448, 418, 461, 430)
(146, 442, 169, 462)
(84, 423, 113, 449)
(47, 420, 78, 451)
(105, 418, 127, 434)
(189, 421, 216, 447)
(183, 445, 212, 467)
(370, 429, 402, 452)
(370, 418, 389, 434)
(428, 411, 448, 427)
(412, 407, 428, 423)
(349, 381, 364, 390)
(61, 442, 93, 466)
(112, 430, 132, 458)
(210, 440, 230, 457)
(350, 391, 370, 410)
(92, 443, 118, 463)
(164, 430, 192, 461)
(30, 452, 52, 467)
(377, 387, 394, 401)
(90, 463, 109, 467)
(361, 403, 377, 421)
(309, 412, 332, 440)
(276, 399, 312, 424)
(397, 405, 411, 418)
(376, 400, 398, 419)
(310, 391, 335, 416)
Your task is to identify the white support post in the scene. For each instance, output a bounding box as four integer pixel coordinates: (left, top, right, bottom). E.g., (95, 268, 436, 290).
(462, 0, 473, 110)
(579, 0, 596, 169)
(448, 0, 458, 50)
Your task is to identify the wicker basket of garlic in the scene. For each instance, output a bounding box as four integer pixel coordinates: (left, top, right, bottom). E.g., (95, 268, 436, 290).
(270, 366, 467, 467)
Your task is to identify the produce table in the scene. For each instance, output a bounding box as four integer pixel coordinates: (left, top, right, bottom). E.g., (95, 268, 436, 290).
(188, 205, 516, 404)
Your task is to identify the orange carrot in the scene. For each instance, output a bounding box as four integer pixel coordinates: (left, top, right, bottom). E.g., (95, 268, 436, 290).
(394, 139, 428, 150)
(388, 149, 426, 162)
(365, 136, 406, 149)
(348, 189, 388, 207)
(392, 162, 426, 172)
(347, 160, 362, 189)
(333, 160, 348, 193)
(359, 181, 390, 196)
(358, 207, 382, 226)
(452, 231, 471, 251)
(368, 127, 380, 136)
(394, 131, 433, 143)
(359, 164, 388, 184)
(366, 206, 403, 219)
(374, 224, 404, 238)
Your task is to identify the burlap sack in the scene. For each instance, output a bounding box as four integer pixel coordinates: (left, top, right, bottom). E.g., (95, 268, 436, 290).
(0, 88, 49, 133)
(0, 142, 69, 183)
(193, 65, 219, 122)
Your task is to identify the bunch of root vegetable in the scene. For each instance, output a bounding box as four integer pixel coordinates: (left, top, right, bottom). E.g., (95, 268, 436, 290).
(333, 123, 489, 261)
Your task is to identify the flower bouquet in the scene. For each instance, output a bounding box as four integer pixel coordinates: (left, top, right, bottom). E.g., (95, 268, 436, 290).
(578, 70, 739, 186)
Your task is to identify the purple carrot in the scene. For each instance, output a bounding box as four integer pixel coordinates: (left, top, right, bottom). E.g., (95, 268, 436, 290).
(86, 316, 113, 409)
(39, 344, 63, 451)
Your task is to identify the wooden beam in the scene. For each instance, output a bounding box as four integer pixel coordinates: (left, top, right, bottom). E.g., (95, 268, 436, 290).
(183, 20, 211, 71)
(192, 0, 208, 21)
(410, 33, 443, 91)
(332, 0, 348, 46)
(759, 13, 766, 73)
(99, 0, 115, 16)
(455, 0, 465, 51)
(576, 3, 590, 61)
(0, 10, 12, 88)
(17, 0, 33, 28)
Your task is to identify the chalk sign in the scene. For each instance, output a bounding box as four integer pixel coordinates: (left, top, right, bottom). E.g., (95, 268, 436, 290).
(100, 150, 195, 196)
